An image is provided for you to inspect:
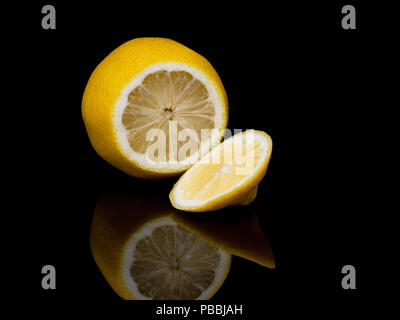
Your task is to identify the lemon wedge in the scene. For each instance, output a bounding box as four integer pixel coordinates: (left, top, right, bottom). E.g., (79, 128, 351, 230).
(170, 130, 272, 211)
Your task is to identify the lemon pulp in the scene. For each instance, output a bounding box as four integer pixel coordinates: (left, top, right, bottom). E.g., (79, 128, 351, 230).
(180, 138, 264, 202)
(122, 70, 216, 162)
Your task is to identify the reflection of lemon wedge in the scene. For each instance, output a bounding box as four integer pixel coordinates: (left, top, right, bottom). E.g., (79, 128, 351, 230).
(82, 38, 228, 179)
(173, 211, 275, 268)
(170, 130, 272, 211)
(90, 193, 231, 300)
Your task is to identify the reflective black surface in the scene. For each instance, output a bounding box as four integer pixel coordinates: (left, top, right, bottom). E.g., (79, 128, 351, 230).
(9, 0, 384, 315)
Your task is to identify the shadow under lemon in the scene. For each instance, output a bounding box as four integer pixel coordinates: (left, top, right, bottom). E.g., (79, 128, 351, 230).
(90, 192, 275, 300)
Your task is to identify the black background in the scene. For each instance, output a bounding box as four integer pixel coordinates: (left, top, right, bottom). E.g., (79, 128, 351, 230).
(8, 0, 389, 316)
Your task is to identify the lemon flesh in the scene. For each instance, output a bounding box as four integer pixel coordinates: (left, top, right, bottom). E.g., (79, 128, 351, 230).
(121, 70, 216, 163)
(170, 130, 272, 211)
(123, 218, 231, 300)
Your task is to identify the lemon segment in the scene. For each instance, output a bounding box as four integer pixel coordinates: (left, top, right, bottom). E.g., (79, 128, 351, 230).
(169, 130, 272, 212)
(82, 38, 228, 179)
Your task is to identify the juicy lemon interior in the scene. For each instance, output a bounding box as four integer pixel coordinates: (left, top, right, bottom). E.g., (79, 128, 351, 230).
(121, 70, 216, 162)
(179, 137, 264, 202)
(130, 223, 223, 300)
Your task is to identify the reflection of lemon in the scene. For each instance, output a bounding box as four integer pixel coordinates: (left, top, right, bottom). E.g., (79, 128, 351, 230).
(173, 211, 275, 268)
(82, 38, 228, 179)
(170, 130, 272, 211)
(90, 193, 231, 300)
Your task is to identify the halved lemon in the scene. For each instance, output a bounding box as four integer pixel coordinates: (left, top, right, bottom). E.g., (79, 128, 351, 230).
(82, 38, 228, 179)
(169, 130, 272, 211)
(90, 193, 231, 300)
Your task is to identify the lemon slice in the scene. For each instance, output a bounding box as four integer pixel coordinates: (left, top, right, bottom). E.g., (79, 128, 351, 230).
(169, 130, 272, 211)
(82, 38, 228, 178)
(90, 193, 231, 300)
(124, 217, 231, 300)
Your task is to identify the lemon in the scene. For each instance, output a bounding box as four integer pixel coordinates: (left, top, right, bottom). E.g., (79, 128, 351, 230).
(169, 130, 272, 211)
(173, 211, 275, 268)
(90, 193, 231, 300)
(82, 37, 228, 179)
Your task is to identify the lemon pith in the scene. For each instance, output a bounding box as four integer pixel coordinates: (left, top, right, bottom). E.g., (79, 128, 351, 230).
(82, 38, 228, 179)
